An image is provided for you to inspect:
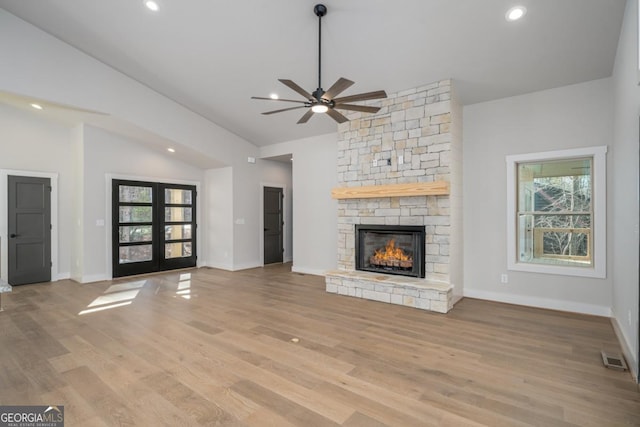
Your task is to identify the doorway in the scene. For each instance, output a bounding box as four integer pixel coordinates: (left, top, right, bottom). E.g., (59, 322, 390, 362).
(263, 186, 284, 265)
(112, 179, 197, 277)
(7, 175, 52, 285)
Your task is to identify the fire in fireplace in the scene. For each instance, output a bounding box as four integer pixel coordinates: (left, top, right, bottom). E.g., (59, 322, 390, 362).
(355, 225, 425, 278)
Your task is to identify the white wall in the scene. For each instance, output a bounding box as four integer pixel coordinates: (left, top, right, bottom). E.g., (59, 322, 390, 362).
(463, 78, 614, 316)
(0, 104, 75, 280)
(80, 125, 205, 282)
(611, 0, 640, 380)
(0, 10, 255, 166)
(0, 10, 314, 275)
(205, 167, 233, 270)
(70, 124, 84, 281)
(261, 133, 338, 275)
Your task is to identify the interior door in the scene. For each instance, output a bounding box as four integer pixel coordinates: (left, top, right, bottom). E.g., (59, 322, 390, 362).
(263, 186, 283, 265)
(8, 175, 52, 285)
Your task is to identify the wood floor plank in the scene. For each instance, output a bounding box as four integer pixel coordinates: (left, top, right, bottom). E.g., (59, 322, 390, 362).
(231, 380, 341, 427)
(141, 372, 243, 426)
(61, 366, 137, 426)
(0, 263, 637, 426)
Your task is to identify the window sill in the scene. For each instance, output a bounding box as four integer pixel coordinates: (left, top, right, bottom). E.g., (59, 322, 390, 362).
(508, 261, 605, 279)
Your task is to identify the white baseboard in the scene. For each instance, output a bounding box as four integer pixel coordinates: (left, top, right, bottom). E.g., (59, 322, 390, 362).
(291, 266, 328, 277)
(54, 272, 71, 281)
(231, 261, 261, 271)
(463, 288, 612, 317)
(611, 316, 639, 384)
(206, 261, 233, 271)
(80, 274, 110, 284)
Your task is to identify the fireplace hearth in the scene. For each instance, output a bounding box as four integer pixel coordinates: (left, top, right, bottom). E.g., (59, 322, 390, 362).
(355, 225, 425, 278)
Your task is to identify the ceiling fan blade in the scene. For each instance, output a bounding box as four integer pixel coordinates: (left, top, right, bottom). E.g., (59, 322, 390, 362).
(326, 108, 349, 124)
(334, 104, 381, 113)
(333, 90, 387, 104)
(262, 106, 307, 115)
(297, 109, 314, 124)
(279, 79, 313, 100)
(323, 78, 355, 100)
(251, 96, 307, 104)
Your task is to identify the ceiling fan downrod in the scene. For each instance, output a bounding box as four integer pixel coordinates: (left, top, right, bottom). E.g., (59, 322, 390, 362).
(250, 2, 387, 124)
(313, 4, 327, 102)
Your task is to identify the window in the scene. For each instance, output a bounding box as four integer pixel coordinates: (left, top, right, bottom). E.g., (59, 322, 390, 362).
(506, 146, 606, 278)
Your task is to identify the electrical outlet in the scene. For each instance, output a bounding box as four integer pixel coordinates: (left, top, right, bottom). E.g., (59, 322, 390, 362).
(500, 274, 508, 284)
(372, 159, 378, 167)
(398, 155, 404, 165)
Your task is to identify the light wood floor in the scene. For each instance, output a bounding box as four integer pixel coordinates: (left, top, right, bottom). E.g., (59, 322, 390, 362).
(0, 264, 638, 426)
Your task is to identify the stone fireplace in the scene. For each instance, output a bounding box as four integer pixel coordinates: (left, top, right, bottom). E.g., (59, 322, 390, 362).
(325, 79, 463, 313)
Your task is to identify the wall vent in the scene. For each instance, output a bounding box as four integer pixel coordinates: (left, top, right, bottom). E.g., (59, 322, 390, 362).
(601, 350, 628, 371)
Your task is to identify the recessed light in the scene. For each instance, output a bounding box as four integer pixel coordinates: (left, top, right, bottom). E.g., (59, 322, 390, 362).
(167, 148, 175, 153)
(311, 104, 329, 113)
(145, 0, 159, 11)
(506, 6, 526, 22)
(30, 103, 43, 110)
(269, 93, 279, 100)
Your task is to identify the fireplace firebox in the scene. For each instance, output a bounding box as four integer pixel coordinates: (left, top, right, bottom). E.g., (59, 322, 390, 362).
(355, 225, 425, 278)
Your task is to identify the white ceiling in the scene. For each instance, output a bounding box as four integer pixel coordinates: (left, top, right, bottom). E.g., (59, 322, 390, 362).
(0, 0, 626, 147)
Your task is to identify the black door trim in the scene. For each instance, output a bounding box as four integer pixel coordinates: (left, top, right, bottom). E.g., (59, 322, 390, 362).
(112, 179, 197, 278)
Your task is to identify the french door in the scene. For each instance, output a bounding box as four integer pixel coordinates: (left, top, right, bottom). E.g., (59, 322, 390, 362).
(112, 179, 196, 278)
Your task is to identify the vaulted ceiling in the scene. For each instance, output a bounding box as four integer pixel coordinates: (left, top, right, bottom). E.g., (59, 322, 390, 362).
(0, 0, 626, 146)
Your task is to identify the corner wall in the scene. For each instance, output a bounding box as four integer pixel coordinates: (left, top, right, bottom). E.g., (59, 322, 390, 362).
(611, 0, 640, 381)
(80, 125, 206, 282)
(463, 77, 614, 316)
(260, 133, 338, 275)
(0, 104, 75, 281)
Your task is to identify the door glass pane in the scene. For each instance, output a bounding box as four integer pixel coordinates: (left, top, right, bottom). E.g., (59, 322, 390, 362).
(119, 225, 153, 243)
(119, 186, 152, 203)
(119, 206, 153, 223)
(165, 224, 192, 241)
(165, 207, 192, 222)
(165, 188, 192, 205)
(119, 245, 153, 263)
(165, 242, 192, 259)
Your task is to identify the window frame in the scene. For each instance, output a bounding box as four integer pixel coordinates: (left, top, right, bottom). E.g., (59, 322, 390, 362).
(506, 146, 607, 278)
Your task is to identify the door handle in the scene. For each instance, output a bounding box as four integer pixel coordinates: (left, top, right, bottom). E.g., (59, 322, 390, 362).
(9, 234, 17, 238)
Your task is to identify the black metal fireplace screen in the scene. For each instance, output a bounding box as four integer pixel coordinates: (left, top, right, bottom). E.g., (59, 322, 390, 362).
(355, 225, 425, 278)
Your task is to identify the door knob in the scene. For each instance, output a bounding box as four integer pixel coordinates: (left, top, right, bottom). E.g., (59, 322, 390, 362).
(9, 234, 17, 238)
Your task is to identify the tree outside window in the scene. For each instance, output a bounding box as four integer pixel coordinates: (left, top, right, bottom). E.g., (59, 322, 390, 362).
(517, 158, 592, 267)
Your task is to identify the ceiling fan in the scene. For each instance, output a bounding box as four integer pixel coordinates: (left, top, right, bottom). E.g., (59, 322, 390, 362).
(252, 4, 387, 124)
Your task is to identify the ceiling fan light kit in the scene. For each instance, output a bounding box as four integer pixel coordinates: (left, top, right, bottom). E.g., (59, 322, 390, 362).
(252, 4, 387, 124)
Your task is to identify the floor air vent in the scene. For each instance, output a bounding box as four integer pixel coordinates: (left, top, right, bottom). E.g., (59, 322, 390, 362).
(601, 350, 628, 371)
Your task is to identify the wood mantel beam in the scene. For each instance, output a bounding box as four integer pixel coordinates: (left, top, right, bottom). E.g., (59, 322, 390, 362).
(331, 181, 449, 200)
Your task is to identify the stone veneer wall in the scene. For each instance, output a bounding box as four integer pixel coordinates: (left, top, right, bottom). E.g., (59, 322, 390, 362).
(335, 79, 462, 292)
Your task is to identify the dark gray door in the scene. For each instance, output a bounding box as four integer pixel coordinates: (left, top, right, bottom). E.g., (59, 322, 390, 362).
(8, 176, 52, 285)
(264, 186, 283, 265)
